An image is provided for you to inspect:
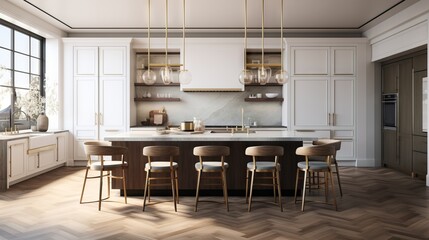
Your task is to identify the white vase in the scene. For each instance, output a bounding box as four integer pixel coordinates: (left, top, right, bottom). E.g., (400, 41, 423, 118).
(37, 113, 49, 132)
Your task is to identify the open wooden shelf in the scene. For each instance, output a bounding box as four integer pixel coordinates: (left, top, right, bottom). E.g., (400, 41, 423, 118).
(134, 97, 181, 102)
(244, 97, 284, 102)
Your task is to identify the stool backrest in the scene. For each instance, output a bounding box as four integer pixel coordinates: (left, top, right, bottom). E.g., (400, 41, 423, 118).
(296, 144, 336, 167)
(193, 146, 230, 157)
(84, 144, 127, 167)
(312, 139, 341, 162)
(245, 146, 284, 157)
(143, 146, 180, 168)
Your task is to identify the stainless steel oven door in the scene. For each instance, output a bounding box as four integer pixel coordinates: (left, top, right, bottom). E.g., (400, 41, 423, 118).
(382, 94, 397, 130)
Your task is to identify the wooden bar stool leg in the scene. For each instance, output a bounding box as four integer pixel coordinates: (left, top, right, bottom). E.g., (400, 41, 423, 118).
(248, 170, 255, 212)
(301, 170, 308, 211)
(143, 170, 150, 211)
(221, 170, 229, 212)
(294, 169, 300, 204)
(335, 163, 343, 197)
(107, 171, 111, 199)
(122, 169, 127, 204)
(245, 170, 249, 204)
(98, 170, 103, 211)
(324, 172, 329, 203)
(276, 169, 283, 212)
(80, 168, 89, 204)
(329, 170, 338, 211)
(272, 171, 277, 203)
(170, 170, 177, 212)
(195, 170, 202, 212)
(175, 169, 179, 204)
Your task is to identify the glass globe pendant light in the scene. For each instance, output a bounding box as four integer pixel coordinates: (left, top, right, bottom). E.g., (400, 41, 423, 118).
(275, 0, 289, 84)
(258, 0, 271, 85)
(179, 0, 192, 85)
(160, 0, 173, 85)
(238, 0, 253, 85)
(142, 0, 157, 85)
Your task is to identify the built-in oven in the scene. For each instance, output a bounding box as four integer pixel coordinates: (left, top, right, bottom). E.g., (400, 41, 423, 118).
(382, 93, 397, 130)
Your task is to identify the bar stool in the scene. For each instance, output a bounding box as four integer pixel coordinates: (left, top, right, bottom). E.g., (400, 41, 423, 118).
(312, 139, 342, 196)
(193, 145, 230, 212)
(245, 146, 284, 212)
(142, 146, 180, 212)
(294, 144, 337, 211)
(81, 141, 128, 211)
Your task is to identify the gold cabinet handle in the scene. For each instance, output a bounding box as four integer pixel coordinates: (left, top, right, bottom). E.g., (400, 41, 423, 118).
(9, 146, 12, 177)
(328, 113, 331, 126)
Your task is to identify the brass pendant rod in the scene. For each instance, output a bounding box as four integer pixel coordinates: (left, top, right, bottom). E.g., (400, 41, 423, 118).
(245, 0, 247, 50)
(280, 0, 284, 71)
(182, 0, 186, 69)
(261, 0, 265, 69)
(148, 0, 151, 71)
(165, 0, 169, 67)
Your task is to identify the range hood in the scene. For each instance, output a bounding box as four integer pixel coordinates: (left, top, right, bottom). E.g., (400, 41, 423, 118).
(180, 38, 245, 92)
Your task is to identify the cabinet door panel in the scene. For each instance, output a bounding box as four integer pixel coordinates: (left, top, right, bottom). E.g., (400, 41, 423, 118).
(74, 77, 98, 139)
(383, 130, 398, 167)
(99, 77, 126, 140)
(293, 78, 329, 127)
(39, 150, 56, 168)
(100, 47, 126, 76)
(74, 47, 98, 76)
(7, 139, 27, 181)
(56, 133, 67, 163)
(336, 139, 354, 159)
(382, 62, 398, 93)
(331, 47, 355, 75)
(292, 47, 329, 75)
(331, 78, 354, 127)
(412, 151, 427, 177)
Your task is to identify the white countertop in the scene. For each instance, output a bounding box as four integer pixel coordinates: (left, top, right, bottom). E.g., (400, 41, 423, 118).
(104, 130, 318, 142)
(0, 130, 68, 141)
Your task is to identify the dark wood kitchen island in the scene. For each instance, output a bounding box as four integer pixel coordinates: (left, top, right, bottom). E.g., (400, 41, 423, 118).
(105, 130, 317, 196)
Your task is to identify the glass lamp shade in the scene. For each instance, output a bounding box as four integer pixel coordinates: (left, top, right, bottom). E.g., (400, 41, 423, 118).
(239, 69, 254, 85)
(179, 69, 192, 85)
(258, 66, 272, 85)
(160, 66, 173, 85)
(275, 70, 289, 84)
(142, 69, 157, 85)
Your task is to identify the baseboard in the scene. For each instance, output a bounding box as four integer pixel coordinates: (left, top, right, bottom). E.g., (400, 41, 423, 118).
(355, 159, 376, 167)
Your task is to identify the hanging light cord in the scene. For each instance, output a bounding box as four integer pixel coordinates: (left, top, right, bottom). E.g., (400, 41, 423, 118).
(280, 0, 284, 72)
(148, 0, 151, 71)
(165, 0, 169, 67)
(261, 0, 265, 69)
(182, 0, 186, 69)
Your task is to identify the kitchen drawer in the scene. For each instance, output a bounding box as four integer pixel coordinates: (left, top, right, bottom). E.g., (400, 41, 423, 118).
(332, 130, 354, 138)
(28, 134, 56, 150)
(413, 135, 427, 153)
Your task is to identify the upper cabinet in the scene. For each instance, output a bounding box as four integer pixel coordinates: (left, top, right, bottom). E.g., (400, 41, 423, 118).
(180, 38, 245, 92)
(291, 46, 355, 76)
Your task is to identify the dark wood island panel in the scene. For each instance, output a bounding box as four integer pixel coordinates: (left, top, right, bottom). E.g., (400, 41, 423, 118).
(112, 140, 303, 196)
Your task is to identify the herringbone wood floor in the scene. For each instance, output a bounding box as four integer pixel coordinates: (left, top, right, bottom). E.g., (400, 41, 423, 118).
(0, 167, 428, 240)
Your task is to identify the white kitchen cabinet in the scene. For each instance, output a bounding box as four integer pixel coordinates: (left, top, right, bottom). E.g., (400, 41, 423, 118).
(55, 132, 67, 164)
(7, 138, 28, 183)
(72, 44, 129, 160)
(288, 41, 358, 161)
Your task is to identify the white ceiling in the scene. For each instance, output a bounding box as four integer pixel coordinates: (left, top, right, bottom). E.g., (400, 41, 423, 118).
(6, 0, 419, 35)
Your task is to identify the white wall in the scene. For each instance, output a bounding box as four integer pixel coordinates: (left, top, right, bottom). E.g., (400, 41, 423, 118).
(363, 0, 429, 186)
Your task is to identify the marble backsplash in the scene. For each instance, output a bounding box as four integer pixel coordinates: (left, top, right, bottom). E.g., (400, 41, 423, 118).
(135, 86, 283, 127)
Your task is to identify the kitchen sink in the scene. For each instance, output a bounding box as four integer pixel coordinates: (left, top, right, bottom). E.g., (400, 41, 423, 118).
(210, 129, 255, 134)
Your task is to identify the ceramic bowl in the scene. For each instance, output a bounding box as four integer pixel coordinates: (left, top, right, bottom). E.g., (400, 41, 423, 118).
(265, 93, 279, 98)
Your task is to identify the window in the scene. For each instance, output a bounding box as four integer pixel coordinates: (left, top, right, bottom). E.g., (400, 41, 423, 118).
(0, 19, 45, 131)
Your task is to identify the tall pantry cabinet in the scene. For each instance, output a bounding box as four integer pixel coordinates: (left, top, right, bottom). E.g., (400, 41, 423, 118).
(286, 38, 368, 164)
(63, 39, 131, 161)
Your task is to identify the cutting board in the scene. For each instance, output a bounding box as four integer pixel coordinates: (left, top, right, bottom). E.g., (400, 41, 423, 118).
(149, 110, 168, 126)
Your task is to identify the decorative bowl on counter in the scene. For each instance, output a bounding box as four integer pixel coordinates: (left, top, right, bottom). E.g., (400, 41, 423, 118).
(265, 93, 279, 98)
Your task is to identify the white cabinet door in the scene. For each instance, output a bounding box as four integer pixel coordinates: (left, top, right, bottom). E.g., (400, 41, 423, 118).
(99, 77, 126, 140)
(74, 47, 98, 76)
(7, 139, 28, 182)
(291, 47, 329, 76)
(74, 77, 98, 140)
(331, 47, 355, 76)
(331, 78, 354, 127)
(56, 132, 67, 164)
(293, 77, 329, 127)
(39, 150, 56, 168)
(99, 47, 126, 76)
